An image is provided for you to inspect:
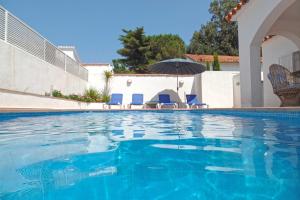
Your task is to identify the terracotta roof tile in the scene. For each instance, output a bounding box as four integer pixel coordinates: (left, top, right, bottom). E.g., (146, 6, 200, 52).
(185, 54, 239, 63)
(225, 1, 276, 43)
(225, 0, 250, 22)
(263, 35, 276, 42)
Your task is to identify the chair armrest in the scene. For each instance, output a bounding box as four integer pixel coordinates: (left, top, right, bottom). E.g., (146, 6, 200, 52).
(287, 73, 299, 84)
(292, 76, 300, 84)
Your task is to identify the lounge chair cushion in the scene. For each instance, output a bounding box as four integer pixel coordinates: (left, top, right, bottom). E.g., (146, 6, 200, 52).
(186, 95, 206, 106)
(158, 94, 176, 105)
(108, 94, 123, 105)
(131, 94, 144, 105)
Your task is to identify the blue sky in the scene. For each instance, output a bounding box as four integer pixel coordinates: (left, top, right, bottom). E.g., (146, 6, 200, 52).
(0, 0, 211, 64)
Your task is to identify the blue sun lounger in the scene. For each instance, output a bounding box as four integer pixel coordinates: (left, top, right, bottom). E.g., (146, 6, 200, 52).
(157, 94, 178, 109)
(186, 94, 208, 108)
(130, 94, 144, 108)
(107, 93, 123, 109)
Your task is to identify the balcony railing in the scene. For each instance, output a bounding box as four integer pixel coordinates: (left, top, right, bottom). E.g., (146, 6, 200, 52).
(0, 6, 88, 81)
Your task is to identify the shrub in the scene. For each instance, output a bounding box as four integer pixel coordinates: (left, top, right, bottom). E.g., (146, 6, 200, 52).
(81, 96, 94, 103)
(68, 94, 81, 101)
(84, 88, 101, 102)
(52, 90, 63, 98)
(101, 93, 110, 103)
(51, 89, 106, 103)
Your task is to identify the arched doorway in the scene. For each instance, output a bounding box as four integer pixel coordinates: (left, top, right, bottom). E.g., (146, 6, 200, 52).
(235, 0, 300, 107)
(262, 36, 299, 107)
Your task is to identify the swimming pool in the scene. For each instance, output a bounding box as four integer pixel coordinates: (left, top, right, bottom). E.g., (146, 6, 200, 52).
(0, 110, 299, 200)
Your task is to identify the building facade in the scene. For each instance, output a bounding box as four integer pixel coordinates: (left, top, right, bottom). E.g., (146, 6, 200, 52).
(227, 0, 300, 107)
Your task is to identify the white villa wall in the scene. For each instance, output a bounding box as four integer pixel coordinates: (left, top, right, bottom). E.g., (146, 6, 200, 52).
(0, 40, 87, 96)
(85, 65, 113, 90)
(199, 62, 240, 72)
(107, 72, 239, 108)
(233, 0, 299, 107)
(110, 75, 197, 106)
(233, 74, 242, 108)
(220, 63, 240, 71)
(0, 64, 240, 109)
(0, 89, 104, 109)
(197, 72, 240, 108)
(262, 36, 299, 107)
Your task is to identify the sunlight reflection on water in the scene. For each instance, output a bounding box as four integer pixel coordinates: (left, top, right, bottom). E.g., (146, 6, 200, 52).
(0, 111, 299, 200)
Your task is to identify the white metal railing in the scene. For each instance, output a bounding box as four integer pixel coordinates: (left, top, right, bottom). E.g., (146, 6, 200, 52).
(0, 6, 88, 81)
(45, 41, 65, 70)
(7, 13, 45, 60)
(0, 7, 5, 40)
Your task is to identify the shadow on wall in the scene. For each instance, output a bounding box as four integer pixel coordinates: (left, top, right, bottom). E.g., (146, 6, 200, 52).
(149, 89, 181, 103)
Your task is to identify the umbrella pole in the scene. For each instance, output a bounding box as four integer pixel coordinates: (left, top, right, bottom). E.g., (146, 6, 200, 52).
(176, 66, 179, 93)
(177, 74, 179, 93)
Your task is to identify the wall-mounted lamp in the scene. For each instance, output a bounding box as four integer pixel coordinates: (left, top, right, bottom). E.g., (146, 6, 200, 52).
(127, 79, 132, 86)
(179, 80, 184, 87)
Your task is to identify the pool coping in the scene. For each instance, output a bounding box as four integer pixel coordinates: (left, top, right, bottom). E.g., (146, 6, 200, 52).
(0, 107, 300, 113)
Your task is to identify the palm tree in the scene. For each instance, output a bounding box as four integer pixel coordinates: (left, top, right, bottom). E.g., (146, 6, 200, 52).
(102, 70, 113, 102)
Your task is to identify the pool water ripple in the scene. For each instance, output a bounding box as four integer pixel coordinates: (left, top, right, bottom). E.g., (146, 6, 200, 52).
(0, 111, 299, 200)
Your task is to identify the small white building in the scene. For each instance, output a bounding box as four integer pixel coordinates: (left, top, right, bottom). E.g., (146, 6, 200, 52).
(58, 46, 113, 91)
(185, 54, 240, 71)
(226, 0, 300, 107)
(58, 46, 81, 63)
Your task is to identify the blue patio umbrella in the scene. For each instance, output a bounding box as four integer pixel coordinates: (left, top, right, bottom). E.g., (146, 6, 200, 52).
(149, 58, 206, 92)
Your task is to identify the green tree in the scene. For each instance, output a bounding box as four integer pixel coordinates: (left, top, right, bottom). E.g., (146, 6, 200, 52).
(212, 53, 221, 71)
(206, 61, 211, 71)
(112, 59, 132, 74)
(148, 34, 186, 63)
(117, 27, 150, 73)
(187, 0, 239, 56)
(117, 28, 186, 73)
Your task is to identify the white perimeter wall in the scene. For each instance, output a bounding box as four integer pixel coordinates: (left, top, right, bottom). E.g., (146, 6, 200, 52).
(110, 75, 197, 106)
(220, 63, 240, 71)
(197, 72, 240, 108)
(262, 36, 299, 107)
(0, 40, 87, 96)
(0, 89, 103, 109)
(100, 72, 240, 108)
(85, 65, 113, 90)
(199, 62, 240, 72)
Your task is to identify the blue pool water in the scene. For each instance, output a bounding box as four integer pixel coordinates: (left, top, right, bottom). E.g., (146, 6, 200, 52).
(0, 111, 300, 200)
